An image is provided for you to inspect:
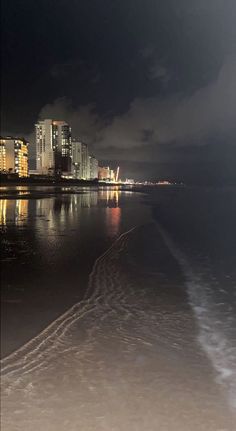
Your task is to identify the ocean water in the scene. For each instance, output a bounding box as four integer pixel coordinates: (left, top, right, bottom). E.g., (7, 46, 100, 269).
(1, 186, 236, 430)
(150, 186, 236, 410)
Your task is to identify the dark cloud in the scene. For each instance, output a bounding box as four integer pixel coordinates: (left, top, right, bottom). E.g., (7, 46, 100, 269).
(98, 55, 236, 150)
(148, 64, 170, 84)
(1, 0, 236, 182)
(39, 98, 105, 145)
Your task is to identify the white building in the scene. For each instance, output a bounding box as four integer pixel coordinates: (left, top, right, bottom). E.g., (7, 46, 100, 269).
(35, 119, 71, 175)
(72, 140, 82, 179)
(72, 141, 90, 179)
(81, 142, 89, 179)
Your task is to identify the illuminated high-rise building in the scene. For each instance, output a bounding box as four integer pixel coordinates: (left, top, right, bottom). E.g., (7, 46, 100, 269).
(72, 140, 90, 179)
(89, 155, 98, 180)
(72, 140, 82, 179)
(35, 119, 54, 174)
(81, 142, 89, 179)
(0, 140, 6, 172)
(52, 121, 72, 174)
(0, 137, 29, 177)
(35, 119, 71, 175)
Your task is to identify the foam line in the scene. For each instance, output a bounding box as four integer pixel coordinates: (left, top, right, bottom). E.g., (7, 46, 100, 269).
(155, 221, 236, 410)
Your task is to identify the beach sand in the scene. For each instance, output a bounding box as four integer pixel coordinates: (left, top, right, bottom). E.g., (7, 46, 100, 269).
(1, 223, 235, 430)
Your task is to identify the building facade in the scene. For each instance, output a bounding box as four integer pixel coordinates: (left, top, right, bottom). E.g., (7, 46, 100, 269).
(89, 155, 98, 180)
(0, 140, 6, 172)
(0, 137, 29, 177)
(35, 119, 54, 174)
(35, 119, 71, 175)
(52, 121, 72, 174)
(72, 140, 82, 179)
(81, 142, 89, 179)
(72, 141, 90, 179)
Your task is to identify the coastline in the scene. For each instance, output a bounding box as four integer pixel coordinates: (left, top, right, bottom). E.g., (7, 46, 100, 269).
(0, 182, 144, 201)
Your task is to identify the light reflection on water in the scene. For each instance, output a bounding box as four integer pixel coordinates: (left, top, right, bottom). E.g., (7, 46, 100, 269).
(0, 187, 122, 230)
(33, 189, 121, 236)
(105, 207, 121, 236)
(0, 186, 151, 284)
(0, 186, 150, 357)
(0, 199, 29, 227)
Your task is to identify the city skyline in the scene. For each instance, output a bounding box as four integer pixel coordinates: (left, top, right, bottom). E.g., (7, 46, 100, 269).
(0, 119, 119, 181)
(1, 123, 121, 182)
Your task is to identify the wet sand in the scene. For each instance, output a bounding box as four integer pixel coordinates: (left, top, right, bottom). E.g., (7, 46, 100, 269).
(1, 187, 235, 430)
(1, 223, 235, 430)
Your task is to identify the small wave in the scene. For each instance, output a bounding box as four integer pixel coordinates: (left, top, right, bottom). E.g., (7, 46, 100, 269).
(156, 222, 236, 410)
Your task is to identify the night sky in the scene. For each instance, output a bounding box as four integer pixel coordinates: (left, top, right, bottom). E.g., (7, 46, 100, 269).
(1, 0, 236, 182)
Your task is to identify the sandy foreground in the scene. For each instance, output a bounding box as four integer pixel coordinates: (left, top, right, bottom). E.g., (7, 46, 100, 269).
(1, 224, 235, 430)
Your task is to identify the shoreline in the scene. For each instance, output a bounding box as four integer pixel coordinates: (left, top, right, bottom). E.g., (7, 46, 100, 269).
(2, 222, 235, 430)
